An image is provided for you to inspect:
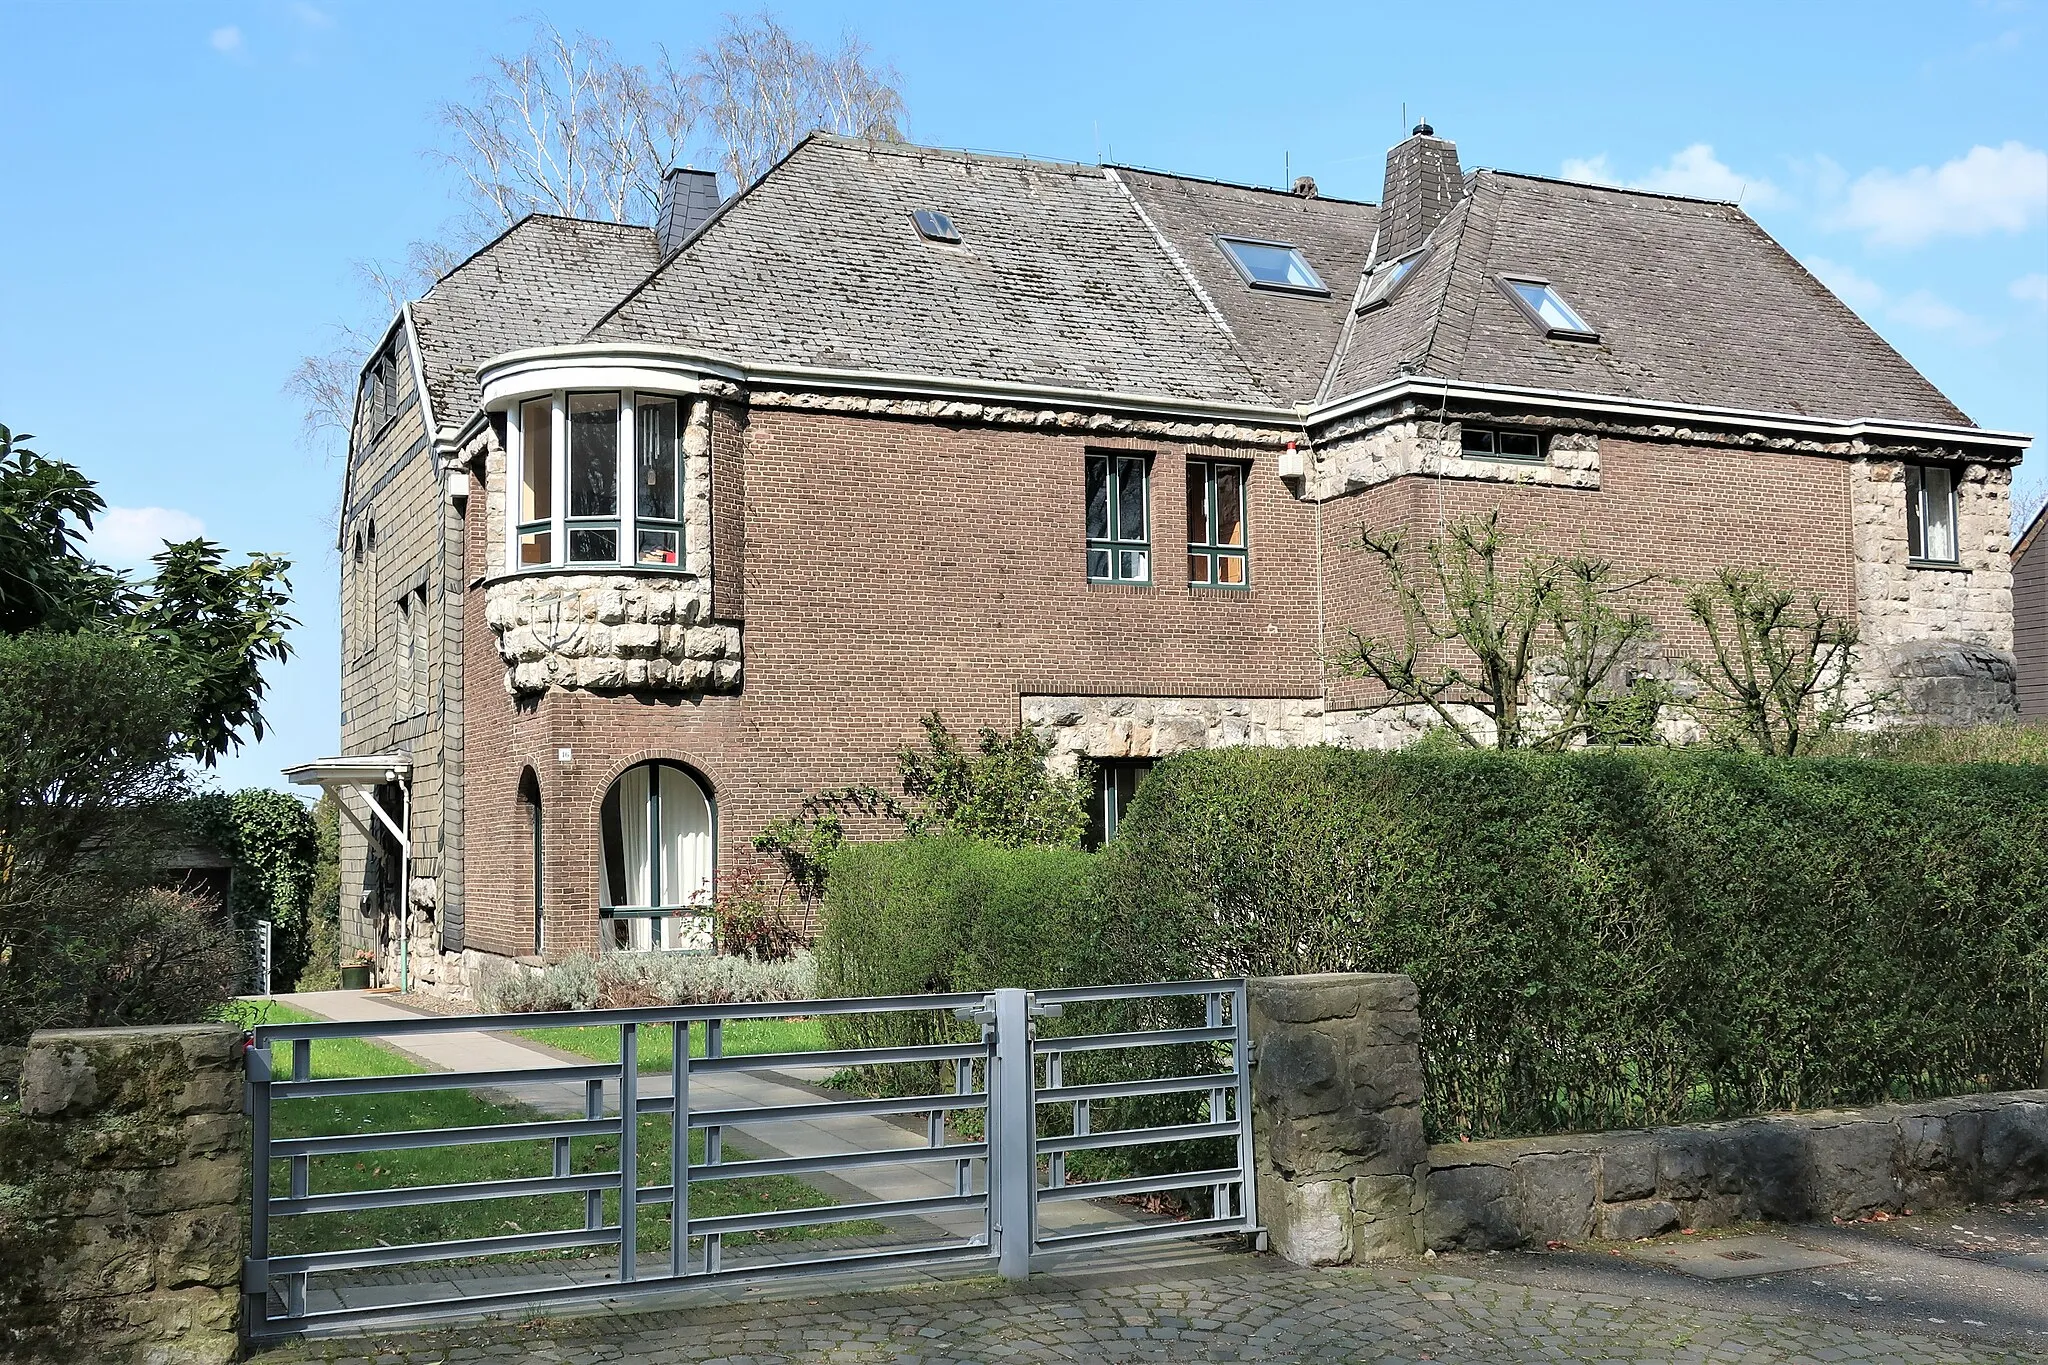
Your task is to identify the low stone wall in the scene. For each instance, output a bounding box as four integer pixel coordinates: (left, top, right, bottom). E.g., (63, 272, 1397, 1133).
(1424, 1090, 2048, 1250)
(0, 1024, 247, 1364)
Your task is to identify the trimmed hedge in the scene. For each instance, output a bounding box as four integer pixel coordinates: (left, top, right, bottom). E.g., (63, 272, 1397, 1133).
(1101, 748, 2048, 1139)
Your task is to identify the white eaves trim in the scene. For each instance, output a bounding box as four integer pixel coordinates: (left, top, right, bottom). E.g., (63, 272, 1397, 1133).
(461, 342, 2033, 458)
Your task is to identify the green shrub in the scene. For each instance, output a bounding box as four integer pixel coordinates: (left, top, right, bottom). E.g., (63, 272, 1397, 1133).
(1102, 747, 2048, 1140)
(1805, 720, 2048, 765)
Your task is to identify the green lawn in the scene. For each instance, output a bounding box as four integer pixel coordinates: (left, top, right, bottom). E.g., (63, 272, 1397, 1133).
(516, 1015, 827, 1074)
(242, 1001, 868, 1260)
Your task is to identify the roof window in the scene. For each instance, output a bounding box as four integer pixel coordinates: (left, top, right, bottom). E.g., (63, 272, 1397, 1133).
(1357, 247, 1428, 313)
(1498, 275, 1598, 341)
(1216, 236, 1328, 295)
(911, 209, 961, 244)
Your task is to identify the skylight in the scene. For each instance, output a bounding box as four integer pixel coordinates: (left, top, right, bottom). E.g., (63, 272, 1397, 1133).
(1357, 248, 1427, 312)
(1216, 236, 1328, 295)
(1499, 275, 1598, 340)
(911, 209, 961, 244)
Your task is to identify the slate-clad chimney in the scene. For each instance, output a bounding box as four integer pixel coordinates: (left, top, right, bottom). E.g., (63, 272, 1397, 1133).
(655, 168, 723, 257)
(1377, 122, 1462, 259)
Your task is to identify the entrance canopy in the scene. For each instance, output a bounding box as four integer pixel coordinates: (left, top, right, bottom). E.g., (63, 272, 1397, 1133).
(284, 754, 415, 989)
(284, 755, 411, 789)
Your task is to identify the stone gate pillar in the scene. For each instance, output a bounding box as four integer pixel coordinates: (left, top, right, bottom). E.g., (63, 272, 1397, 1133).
(1247, 973, 1427, 1263)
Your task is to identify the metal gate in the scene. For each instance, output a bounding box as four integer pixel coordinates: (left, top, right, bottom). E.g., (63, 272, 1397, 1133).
(245, 979, 1256, 1339)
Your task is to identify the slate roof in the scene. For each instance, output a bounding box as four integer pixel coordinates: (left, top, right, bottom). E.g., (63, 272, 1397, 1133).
(1325, 172, 1970, 425)
(588, 138, 1275, 404)
(403, 133, 1985, 435)
(410, 216, 659, 424)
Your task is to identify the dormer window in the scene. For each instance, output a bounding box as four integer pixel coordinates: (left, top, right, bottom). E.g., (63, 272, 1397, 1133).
(1216, 236, 1329, 295)
(1358, 248, 1427, 312)
(911, 209, 961, 244)
(1498, 275, 1599, 341)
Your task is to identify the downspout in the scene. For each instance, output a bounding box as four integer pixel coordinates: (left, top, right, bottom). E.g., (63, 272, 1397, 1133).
(400, 776, 412, 993)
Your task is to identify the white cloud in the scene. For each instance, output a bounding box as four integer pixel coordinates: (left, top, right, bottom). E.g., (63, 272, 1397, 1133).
(1560, 144, 1780, 207)
(89, 507, 206, 567)
(1834, 141, 2048, 247)
(1799, 256, 1998, 344)
(290, 2, 334, 28)
(209, 24, 243, 53)
(1805, 256, 1886, 312)
(2014, 272, 2048, 306)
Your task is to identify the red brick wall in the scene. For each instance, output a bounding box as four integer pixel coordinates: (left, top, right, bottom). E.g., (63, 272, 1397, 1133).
(462, 409, 1320, 959)
(1322, 438, 1858, 708)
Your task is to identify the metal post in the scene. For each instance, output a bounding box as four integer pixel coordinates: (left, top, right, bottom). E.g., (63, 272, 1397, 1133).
(1233, 982, 1255, 1228)
(584, 1078, 603, 1231)
(618, 1023, 638, 1281)
(671, 1019, 689, 1278)
(1208, 991, 1229, 1220)
(1046, 1049, 1064, 1189)
(288, 1039, 311, 1317)
(992, 987, 1033, 1280)
(954, 1056, 973, 1198)
(245, 1041, 273, 1333)
(704, 1017, 722, 1273)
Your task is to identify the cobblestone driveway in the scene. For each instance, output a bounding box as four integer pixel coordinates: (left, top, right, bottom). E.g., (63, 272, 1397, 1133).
(258, 1253, 2040, 1364)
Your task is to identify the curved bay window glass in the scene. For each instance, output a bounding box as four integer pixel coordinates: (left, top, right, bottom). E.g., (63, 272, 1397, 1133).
(517, 397, 553, 565)
(567, 393, 620, 563)
(635, 397, 682, 565)
(599, 761, 715, 951)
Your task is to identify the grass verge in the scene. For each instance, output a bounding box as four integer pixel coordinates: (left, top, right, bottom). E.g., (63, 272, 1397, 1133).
(514, 1015, 827, 1073)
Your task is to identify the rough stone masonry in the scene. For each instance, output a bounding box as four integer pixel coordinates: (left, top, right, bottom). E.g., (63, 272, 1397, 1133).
(0, 1023, 247, 1365)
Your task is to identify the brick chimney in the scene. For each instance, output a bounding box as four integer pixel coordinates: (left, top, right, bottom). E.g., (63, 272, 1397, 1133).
(655, 168, 723, 257)
(1377, 122, 1462, 259)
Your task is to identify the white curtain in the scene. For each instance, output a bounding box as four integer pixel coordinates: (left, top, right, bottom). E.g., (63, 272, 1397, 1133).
(654, 766, 714, 949)
(617, 764, 653, 949)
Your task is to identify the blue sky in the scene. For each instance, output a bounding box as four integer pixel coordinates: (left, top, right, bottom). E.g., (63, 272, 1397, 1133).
(2, 0, 2044, 794)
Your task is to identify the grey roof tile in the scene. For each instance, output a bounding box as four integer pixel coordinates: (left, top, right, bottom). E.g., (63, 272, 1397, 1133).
(1328, 172, 1970, 425)
(410, 216, 659, 424)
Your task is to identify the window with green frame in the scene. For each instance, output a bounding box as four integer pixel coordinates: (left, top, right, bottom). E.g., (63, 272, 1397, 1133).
(1086, 453, 1151, 584)
(1186, 460, 1248, 586)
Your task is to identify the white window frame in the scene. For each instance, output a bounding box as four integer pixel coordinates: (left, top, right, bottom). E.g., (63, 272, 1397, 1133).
(507, 389, 687, 574)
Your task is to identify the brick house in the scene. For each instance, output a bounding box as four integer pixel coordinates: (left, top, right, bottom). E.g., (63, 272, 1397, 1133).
(298, 125, 2030, 997)
(2017, 503, 2047, 717)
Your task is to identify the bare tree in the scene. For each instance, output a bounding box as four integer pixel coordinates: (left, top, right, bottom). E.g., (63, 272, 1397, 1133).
(291, 13, 907, 461)
(697, 13, 903, 190)
(1339, 512, 1655, 750)
(1678, 569, 1883, 755)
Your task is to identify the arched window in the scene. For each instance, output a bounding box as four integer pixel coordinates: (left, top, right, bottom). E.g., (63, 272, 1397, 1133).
(518, 769, 544, 956)
(599, 761, 714, 951)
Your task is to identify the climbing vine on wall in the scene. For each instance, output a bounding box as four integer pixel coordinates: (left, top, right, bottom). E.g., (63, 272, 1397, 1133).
(186, 788, 320, 991)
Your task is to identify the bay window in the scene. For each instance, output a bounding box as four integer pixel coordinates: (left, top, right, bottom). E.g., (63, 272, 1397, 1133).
(506, 391, 689, 572)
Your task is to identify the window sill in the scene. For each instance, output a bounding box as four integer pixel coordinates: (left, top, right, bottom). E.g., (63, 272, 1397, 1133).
(1188, 584, 1253, 600)
(483, 564, 701, 590)
(1907, 558, 1966, 572)
(1086, 580, 1154, 594)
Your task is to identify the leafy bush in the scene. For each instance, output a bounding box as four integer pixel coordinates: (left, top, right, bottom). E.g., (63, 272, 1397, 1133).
(712, 856, 809, 961)
(1806, 721, 2048, 765)
(186, 787, 320, 991)
(481, 950, 818, 1013)
(1100, 746, 2048, 1139)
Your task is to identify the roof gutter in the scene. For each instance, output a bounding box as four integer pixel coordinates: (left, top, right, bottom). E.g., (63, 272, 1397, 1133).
(458, 342, 2032, 458)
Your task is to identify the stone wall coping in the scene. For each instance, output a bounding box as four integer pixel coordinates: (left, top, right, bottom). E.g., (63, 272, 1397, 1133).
(1428, 1088, 2048, 1171)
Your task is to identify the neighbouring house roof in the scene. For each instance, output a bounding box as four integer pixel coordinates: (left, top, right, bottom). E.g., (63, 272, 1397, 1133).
(396, 132, 1994, 438)
(1325, 171, 1970, 425)
(410, 216, 660, 425)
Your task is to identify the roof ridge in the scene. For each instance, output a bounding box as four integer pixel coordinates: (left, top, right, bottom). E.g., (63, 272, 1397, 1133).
(806, 131, 1105, 176)
(1111, 162, 1377, 208)
(1485, 167, 1743, 208)
(1414, 187, 1486, 379)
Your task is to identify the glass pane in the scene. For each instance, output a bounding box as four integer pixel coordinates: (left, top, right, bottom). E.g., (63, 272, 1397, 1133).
(1217, 553, 1246, 585)
(1188, 553, 1210, 583)
(518, 530, 551, 566)
(1924, 466, 1957, 561)
(1224, 239, 1321, 290)
(1498, 431, 1542, 460)
(1905, 465, 1926, 560)
(1215, 466, 1244, 546)
(1118, 548, 1149, 583)
(1186, 464, 1209, 547)
(520, 398, 553, 524)
(638, 527, 680, 566)
(568, 393, 619, 518)
(1460, 428, 1495, 455)
(1511, 280, 1592, 334)
(1088, 548, 1111, 581)
(1086, 457, 1109, 539)
(636, 398, 678, 521)
(1116, 457, 1147, 541)
(569, 527, 617, 563)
